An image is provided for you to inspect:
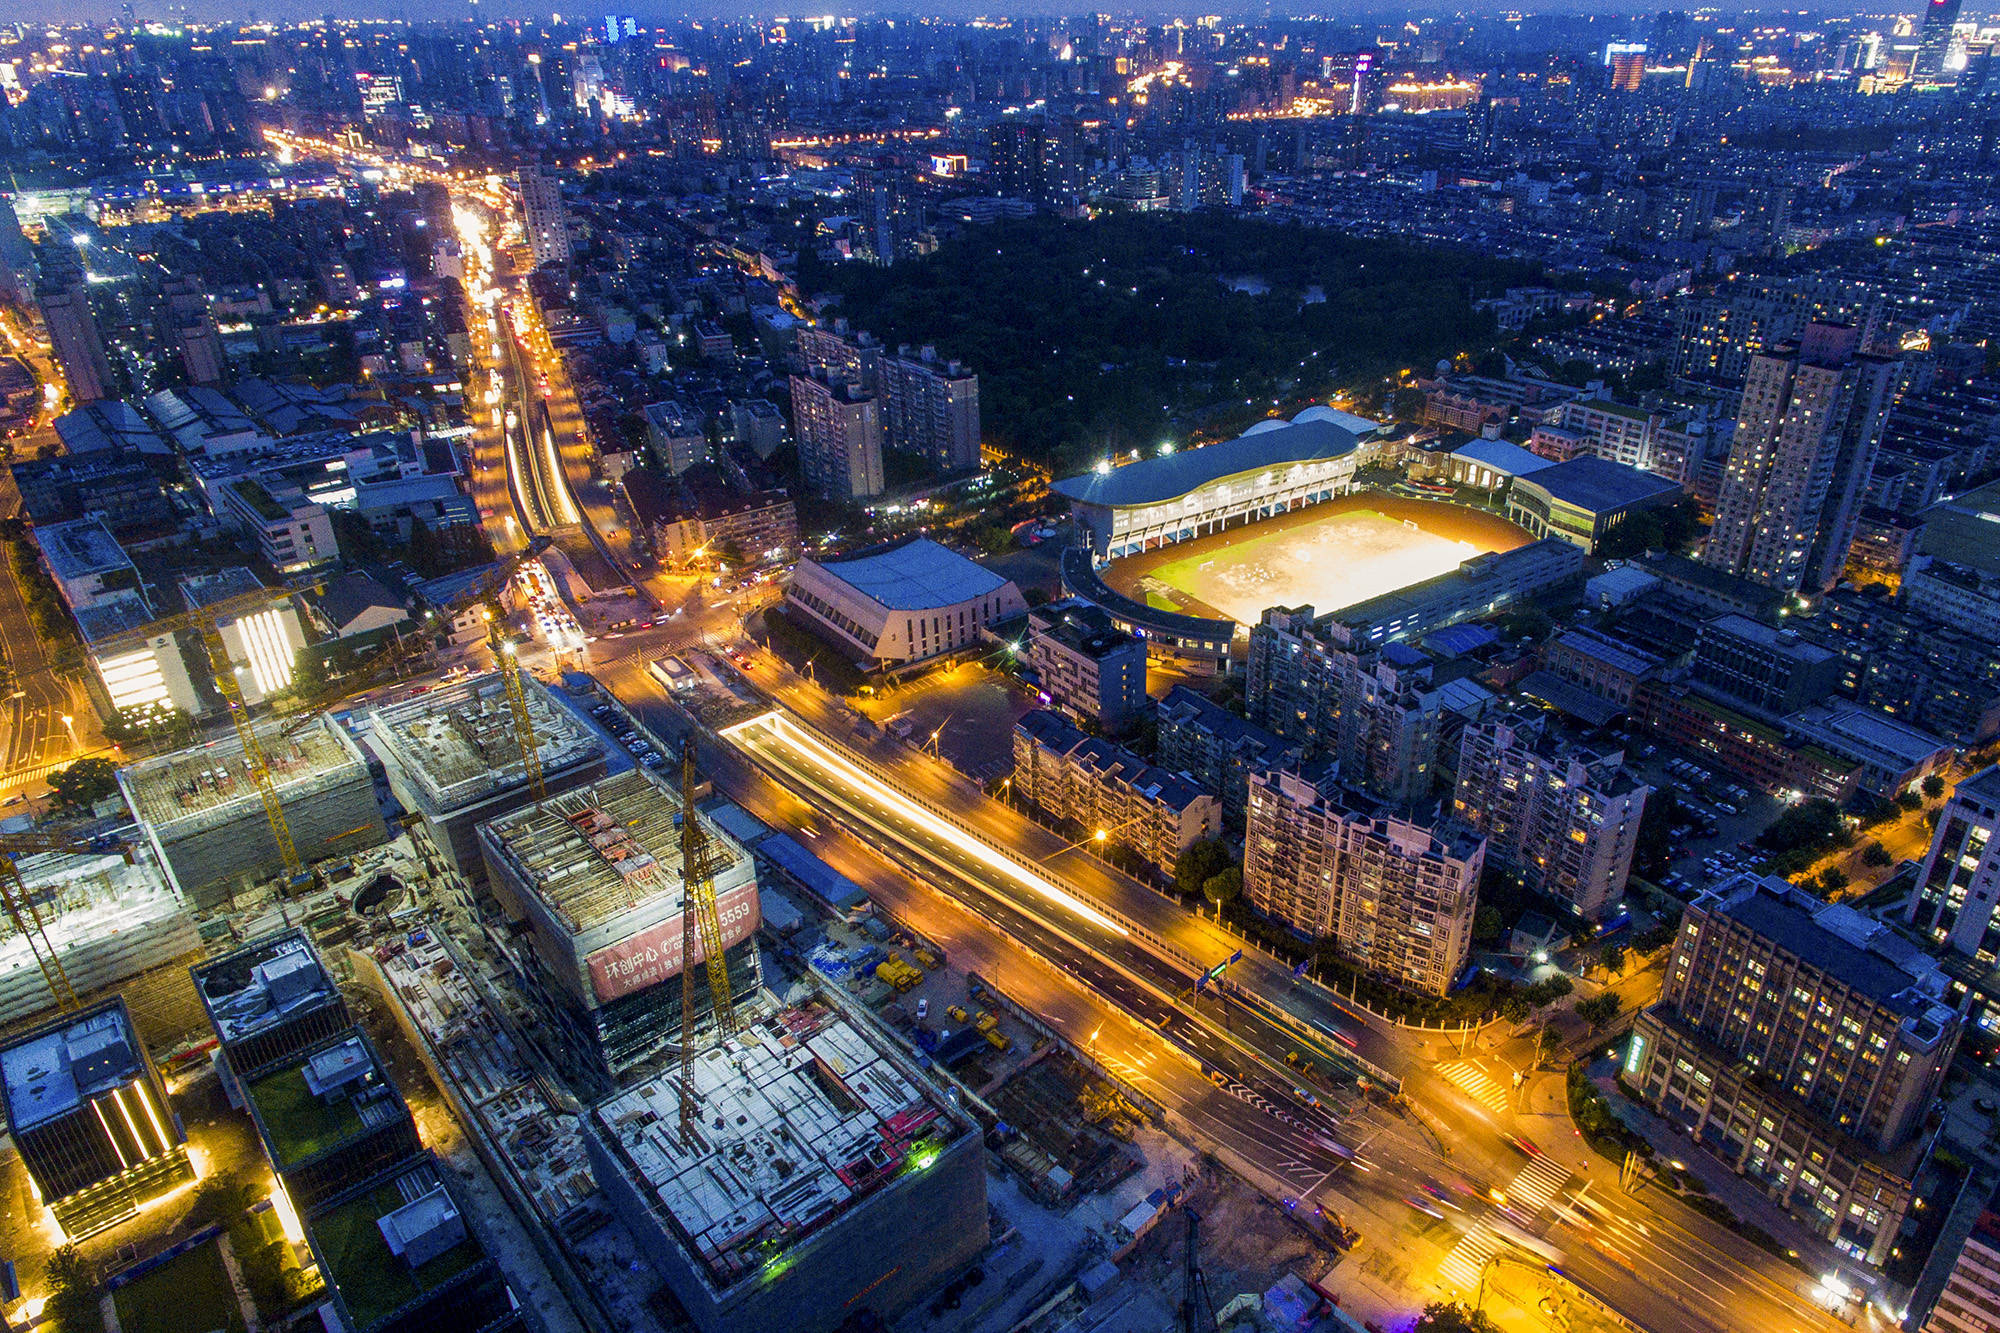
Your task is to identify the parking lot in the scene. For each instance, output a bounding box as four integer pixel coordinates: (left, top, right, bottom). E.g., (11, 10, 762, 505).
(859, 659, 1042, 786)
(1621, 742, 1784, 896)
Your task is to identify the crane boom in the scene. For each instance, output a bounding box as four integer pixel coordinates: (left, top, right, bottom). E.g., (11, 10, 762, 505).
(678, 737, 737, 1145)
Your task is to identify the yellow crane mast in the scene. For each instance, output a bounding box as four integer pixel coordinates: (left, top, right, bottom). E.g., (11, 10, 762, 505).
(0, 832, 135, 1011)
(678, 737, 736, 1144)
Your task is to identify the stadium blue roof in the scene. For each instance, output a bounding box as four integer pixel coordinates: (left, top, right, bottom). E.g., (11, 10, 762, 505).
(1516, 456, 1680, 512)
(808, 536, 1010, 611)
(1051, 417, 1365, 509)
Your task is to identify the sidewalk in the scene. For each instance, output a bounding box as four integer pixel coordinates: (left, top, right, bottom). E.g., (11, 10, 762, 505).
(1586, 1060, 1851, 1280)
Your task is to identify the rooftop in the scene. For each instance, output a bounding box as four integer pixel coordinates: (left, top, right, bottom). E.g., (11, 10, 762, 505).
(1917, 478, 2000, 578)
(1029, 600, 1141, 660)
(34, 516, 136, 581)
(1791, 700, 1951, 771)
(310, 1161, 500, 1333)
(1700, 613, 1837, 663)
(0, 1000, 147, 1133)
(1706, 875, 1943, 1018)
(480, 768, 737, 936)
(591, 1003, 961, 1292)
(193, 930, 341, 1048)
(1052, 412, 1367, 509)
(246, 1033, 401, 1167)
(1449, 436, 1557, 479)
(121, 718, 365, 832)
(366, 673, 600, 812)
(805, 536, 1010, 611)
(1516, 455, 1680, 512)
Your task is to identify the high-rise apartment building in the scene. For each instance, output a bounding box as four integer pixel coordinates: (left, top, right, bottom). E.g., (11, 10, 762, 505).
(1922, 1198, 2000, 1333)
(163, 275, 225, 385)
(1452, 713, 1650, 921)
(516, 165, 571, 268)
(878, 349, 980, 471)
(1702, 323, 1899, 595)
(1245, 767, 1484, 995)
(790, 372, 884, 500)
(39, 280, 116, 403)
(1247, 610, 1444, 805)
(1908, 765, 2000, 960)
(1628, 874, 1961, 1265)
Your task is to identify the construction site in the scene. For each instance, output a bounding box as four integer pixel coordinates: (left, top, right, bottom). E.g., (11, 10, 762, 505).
(365, 673, 606, 880)
(117, 715, 387, 908)
(583, 998, 988, 1333)
(0, 835, 200, 1030)
(477, 768, 762, 1093)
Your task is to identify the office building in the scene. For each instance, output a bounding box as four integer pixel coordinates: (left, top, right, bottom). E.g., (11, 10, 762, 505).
(1246, 615, 1446, 805)
(1690, 614, 1843, 715)
(585, 1001, 986, 1333)
(1913, 0, 1965, 82)
(1317, 540, 1584, 650)
(39, 280, 116, 403)
(1628, 874, 1960, 1264)
(1012, 710, 1221, 876)
(365, 673, 607, 880)
(304, 1155, 524, 1333)
(1922, 1192, 2000, 1333)
(790, 373, 884, 501)
(1026, 599, 1148, 732)
(120, 718, 388, 907)
(0, 998, 193, 1238)
(194, 930, 355, 1082)
(1245, 767, 1484, 995)
(784, 536, 1025, 670)
(516, 166, 570, 268)
(241, 1028, 422, 1211)
(1157, 684, 1301, 827)
(1703, 324, 1899, 595)
(1453, 713, 1650, 920)
(1909, 765, 2000, 960)
(477, 769, 763, 1095)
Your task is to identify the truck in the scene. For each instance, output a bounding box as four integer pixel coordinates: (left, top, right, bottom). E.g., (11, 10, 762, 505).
(982, 1027, 1013, 1053)
(875, 956, 924, 992)
(974, 1010, 999, 1034)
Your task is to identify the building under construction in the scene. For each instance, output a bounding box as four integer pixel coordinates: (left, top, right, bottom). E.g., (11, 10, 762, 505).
(118, 716, 388, 908)
(366, 673, 605, 881)
(584, 1000, 986, 1333)
(0, 832, 198, 1028)
(193, 930, 353, 1084)
(0, 997, 193, 1238)
(478, 768, 761, 1094)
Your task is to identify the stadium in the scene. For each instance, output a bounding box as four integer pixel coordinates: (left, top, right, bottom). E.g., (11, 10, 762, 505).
(1053, 409, 1534, 669)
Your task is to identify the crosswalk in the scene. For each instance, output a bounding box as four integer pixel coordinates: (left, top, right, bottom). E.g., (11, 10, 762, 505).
(1436, 1152, 1574, 1289)
(1437, 1059, 1512, 1113)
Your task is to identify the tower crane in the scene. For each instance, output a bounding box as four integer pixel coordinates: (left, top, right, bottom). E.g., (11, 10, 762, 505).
(677, 736, 737, 1145)
(0, 831, 135, 1012)
(94, 585, 321, 887)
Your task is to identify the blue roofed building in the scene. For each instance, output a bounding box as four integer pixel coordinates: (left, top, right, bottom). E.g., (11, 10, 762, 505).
(784, 536, 1026, 671)
(1505, 455, 1683, 553)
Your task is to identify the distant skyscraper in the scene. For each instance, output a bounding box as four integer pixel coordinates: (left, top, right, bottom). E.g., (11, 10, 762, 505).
(1913, 0, 1965, 82)
(1702, 322, 1898, 595)
(516, 166, 570, 269)
(1604, 41, 1649, 91)
(38, 280, 115, 403)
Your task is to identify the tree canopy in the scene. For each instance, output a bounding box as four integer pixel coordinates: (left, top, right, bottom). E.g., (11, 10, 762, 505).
(802, 212, 1541, 473)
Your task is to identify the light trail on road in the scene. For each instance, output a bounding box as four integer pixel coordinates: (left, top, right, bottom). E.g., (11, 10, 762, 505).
(722, 709, 1131, 938)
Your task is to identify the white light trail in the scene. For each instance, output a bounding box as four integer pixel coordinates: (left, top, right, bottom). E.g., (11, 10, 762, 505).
(722, 712, 1131, 938)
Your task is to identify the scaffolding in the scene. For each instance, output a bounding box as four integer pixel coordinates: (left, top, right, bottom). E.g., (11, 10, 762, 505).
(120, 723, 362, 838)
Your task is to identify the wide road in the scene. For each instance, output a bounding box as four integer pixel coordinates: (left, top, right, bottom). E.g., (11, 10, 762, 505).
(0, 456, 99, 792)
